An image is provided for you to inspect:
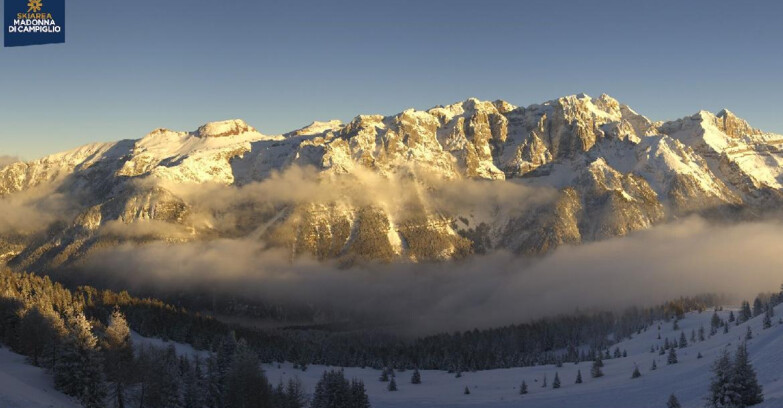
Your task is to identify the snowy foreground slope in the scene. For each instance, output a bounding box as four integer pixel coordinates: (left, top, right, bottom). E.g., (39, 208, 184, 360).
(0, 347, 80, 408)
(256, 305, 783, 408)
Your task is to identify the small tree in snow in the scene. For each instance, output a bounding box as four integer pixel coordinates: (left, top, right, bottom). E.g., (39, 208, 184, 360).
(667, 347, 678, 365)
(667, 394, 681, 408)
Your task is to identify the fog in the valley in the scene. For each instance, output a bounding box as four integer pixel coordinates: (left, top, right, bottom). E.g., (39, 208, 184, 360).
(80, 216, 783, 334)
(3, 163, 783, 335)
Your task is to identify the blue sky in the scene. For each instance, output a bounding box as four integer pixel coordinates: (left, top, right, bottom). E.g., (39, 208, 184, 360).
(1, 0, 782, 159)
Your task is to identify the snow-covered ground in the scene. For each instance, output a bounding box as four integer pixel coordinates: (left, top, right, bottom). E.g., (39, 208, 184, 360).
(4, 305, 779, 408)
(0, 346, 80, 408)
(262, 304, 783, 408)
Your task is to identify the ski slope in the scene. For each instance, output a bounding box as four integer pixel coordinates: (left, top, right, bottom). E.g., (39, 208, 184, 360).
(263, 304, 783, 408)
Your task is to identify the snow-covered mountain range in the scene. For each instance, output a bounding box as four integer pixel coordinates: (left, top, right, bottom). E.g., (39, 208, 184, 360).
(2, 94, 783, 270)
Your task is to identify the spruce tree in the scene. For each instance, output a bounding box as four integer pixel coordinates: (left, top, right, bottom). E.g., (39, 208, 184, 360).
(732, 343, 764, 406)
(464, 386, 470, 395)
(519, 380, 528, 395)
(707, 350, 736, 408)
(387, 377, 397, 392)
(575, 370, 582, 384)
(679, 331, 688, 348)
(667, 347, 678, 365)
(746, 326, 753, 340)
(350, 379, 371, 408)
(667, 394, 681, 408)
(55, 312, 106, 408)
(651, 360, 657, 371)
(542, 374, 547, 387)
(552, 372, 560, 389)
(225, 340, 272, 408)
(411, 368, 421, 384)
(102, 308, 134, 408)
(591, 359, 603, 378)
(312, 369, 352, 408)
(631, 365, 641, 379)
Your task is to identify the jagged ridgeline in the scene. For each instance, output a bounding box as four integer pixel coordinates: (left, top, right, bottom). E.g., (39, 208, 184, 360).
(2, 93, 783, 270)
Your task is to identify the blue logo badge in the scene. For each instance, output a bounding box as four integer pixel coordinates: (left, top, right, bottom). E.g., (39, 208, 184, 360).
(4, 0, 65, 47)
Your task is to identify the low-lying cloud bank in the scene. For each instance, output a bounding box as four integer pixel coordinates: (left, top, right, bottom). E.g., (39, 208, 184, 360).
(80, 216, 783, 334)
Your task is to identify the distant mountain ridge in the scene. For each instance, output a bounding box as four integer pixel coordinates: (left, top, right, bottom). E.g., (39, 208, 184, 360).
(2, 93, 783, 271)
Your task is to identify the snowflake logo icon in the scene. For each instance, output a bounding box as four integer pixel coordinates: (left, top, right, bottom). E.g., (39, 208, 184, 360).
(27, 0, 43, 12)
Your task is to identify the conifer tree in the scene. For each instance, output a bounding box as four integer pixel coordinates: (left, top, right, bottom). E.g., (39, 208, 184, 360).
(387, 377, 397, 392)
(667, 347, 678, 365)
(732, 343, 764, 407)
(312, 370, 352, 408)
(651, 360, 657, 371)
(631, 365, 641, 378)
(552, 372, 560, 389)
(667, 394, 681, 408)
(679, 331, 688, 348)
(55, 312, 106, 408)
(411, 368, 421, 384)
(575, 370, 582, 384)
(707, 350, 735, 408)
(464, 386, 470, 395)
(746, 326, 753, 340)
(102, 308, 134, 408)
(519, 380, 528, 394)
(350, 379, 371, 408)
(225, 340, 272, 408)
(591, 359, 604, 378)
(763, 309, 772, 329)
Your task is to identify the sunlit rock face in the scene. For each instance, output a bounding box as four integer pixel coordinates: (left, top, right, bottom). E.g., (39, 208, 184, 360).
(2, 94, 783, 269)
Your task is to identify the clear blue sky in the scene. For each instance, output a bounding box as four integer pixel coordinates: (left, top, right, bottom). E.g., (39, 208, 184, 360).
(1, 0, 782, 160)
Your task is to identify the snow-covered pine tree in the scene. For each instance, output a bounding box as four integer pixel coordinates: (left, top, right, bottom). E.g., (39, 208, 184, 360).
(763, 309, 772, 329)
(575, 370, 582, 384)
(591, 359, 603, 378)
(411, 368, 421, 384)
(707, 350, 736, 408)
(350, 379, 371, 408)
(520, 380, 528, 394)
(542, 374, 547, 387)
(667, 394, 681, 408)
(552, 372, 560, 389)
(746, 326, 753, 340)
(54, 312, 106, 408)
(732, 343, 764, 406)
(225, 340, 272, 408)
(741, 301, 752, 322)
(388, 377, 398, 392)
(312, 369, 352, 408)
(679, 331, 688, 348)
(102, 308, 134, 408)
(464, 386, 470, 395)
(667, 347, 678, 365)
(631, 365, 641, 378)
(651, 360, 657, 370)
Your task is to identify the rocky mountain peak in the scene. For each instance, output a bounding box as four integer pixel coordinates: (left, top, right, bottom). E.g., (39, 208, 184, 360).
(195, 119, 256, 138)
